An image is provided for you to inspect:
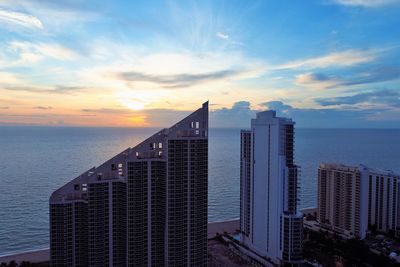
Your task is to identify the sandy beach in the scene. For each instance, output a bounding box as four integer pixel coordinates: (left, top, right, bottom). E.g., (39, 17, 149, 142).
(0, 249, 50, 264)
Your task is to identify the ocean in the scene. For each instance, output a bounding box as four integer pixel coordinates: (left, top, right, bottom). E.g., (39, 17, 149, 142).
(0, 126, 399, 256)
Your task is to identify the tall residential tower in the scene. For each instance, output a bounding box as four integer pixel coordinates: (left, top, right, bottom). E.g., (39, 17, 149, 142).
(240, 110, 303, 265)
(50, 102, 208, 267)
(318, 163, 400, 239)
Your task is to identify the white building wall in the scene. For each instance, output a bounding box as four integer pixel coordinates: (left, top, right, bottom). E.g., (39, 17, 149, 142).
(242, 111, 302, 264)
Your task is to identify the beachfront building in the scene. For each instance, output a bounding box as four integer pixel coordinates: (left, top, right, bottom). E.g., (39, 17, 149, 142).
(317, 163, 400, 239)
(240, 110, 303, 265)
(50, 102, 208, 267)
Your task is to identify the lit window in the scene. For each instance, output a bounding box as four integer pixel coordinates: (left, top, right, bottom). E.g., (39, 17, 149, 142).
(118, 163, 123, 168)
(136, 152, 139, 157)
(159, 142, 162, 148)
(196, 121, 200, 129)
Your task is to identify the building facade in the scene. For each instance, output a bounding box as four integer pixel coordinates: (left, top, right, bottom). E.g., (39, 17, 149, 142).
(50, 102, 208, 267)
(240, 110, 303, 265)
(317, 163, 400, 239)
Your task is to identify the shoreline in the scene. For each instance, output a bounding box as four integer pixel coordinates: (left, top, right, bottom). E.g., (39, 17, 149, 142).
(0, 219, 239, 264)
(0, 248, 50, 264)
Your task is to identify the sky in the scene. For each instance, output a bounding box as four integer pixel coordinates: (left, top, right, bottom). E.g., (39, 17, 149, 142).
(0, 0, 399, 128)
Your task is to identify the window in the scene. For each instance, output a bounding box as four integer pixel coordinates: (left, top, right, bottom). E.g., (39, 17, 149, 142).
(74, 184, 80, 191)
(159, 142, 162, 148)
(196, 121, 200, 129)
(111, 164, 117, 170)
(118, 163, 123, 168)
(136, 152, 139, 157)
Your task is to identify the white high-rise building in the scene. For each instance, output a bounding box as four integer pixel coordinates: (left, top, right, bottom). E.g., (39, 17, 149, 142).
(240, 111, 303, 265)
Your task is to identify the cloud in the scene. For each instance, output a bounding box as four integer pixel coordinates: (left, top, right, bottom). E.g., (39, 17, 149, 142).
(340, 67, 400, 86)
(210, 101, 256, 128)
(2, 85, 83, 94)
(0, 1, 97, 34)
(81, 108, 132, 114)
(260, 100, 399, 127)
(276, 49, 377, 70)
(0, 8, 43, 29)
(332, 0, 400, 7)
(262, 101, 293, 111)
(296, 72, 330, 83)
(78, 49, 264, 93)
(215, 32, 243, 46)
(295, 72, 339, 89)
(0, 72, 23, 85)
(0, 106, 9, 109)
(34, 106, 52, 110)
(296, 67, 400, 89)
(116, 69, 242, 89)
(216, 32, 229, 40)
(315, 89, 400, 107)
(9, 41, 78, 62)
(81, 107, 190, 127)
(209, 100, 400, 128)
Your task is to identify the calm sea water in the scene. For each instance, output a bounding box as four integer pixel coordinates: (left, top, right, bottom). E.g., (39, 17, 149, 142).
(0, 127, 399, 256)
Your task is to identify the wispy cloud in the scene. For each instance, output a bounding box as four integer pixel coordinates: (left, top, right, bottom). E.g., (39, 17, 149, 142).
(315, 89, 400, 108)
(295, 67, 400, 89)
(0, 1, 98, 33)
(216, 32, 229, 41)
(9, 41, 78, 62)
(2, 85, 83, 94)
(215, 31, 243, 46)
(295, 72, 339, 89)
(116, 69, 242, 89)
(81, 107, 190, 127)
(339, 67, 400, 86)
(76, 49, 265, 92)
(81, 108, 132, 114)
(276, 49, 377, 70)
(0, 72, 23, 85)
(34, 106, 52, 110)
(0, 8, 43, 29)
(332, 0, 400, 7)
(0, 106, 9, 109)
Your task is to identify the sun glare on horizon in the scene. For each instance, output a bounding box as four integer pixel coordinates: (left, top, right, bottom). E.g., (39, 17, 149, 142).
(122, 98, 146, 111)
